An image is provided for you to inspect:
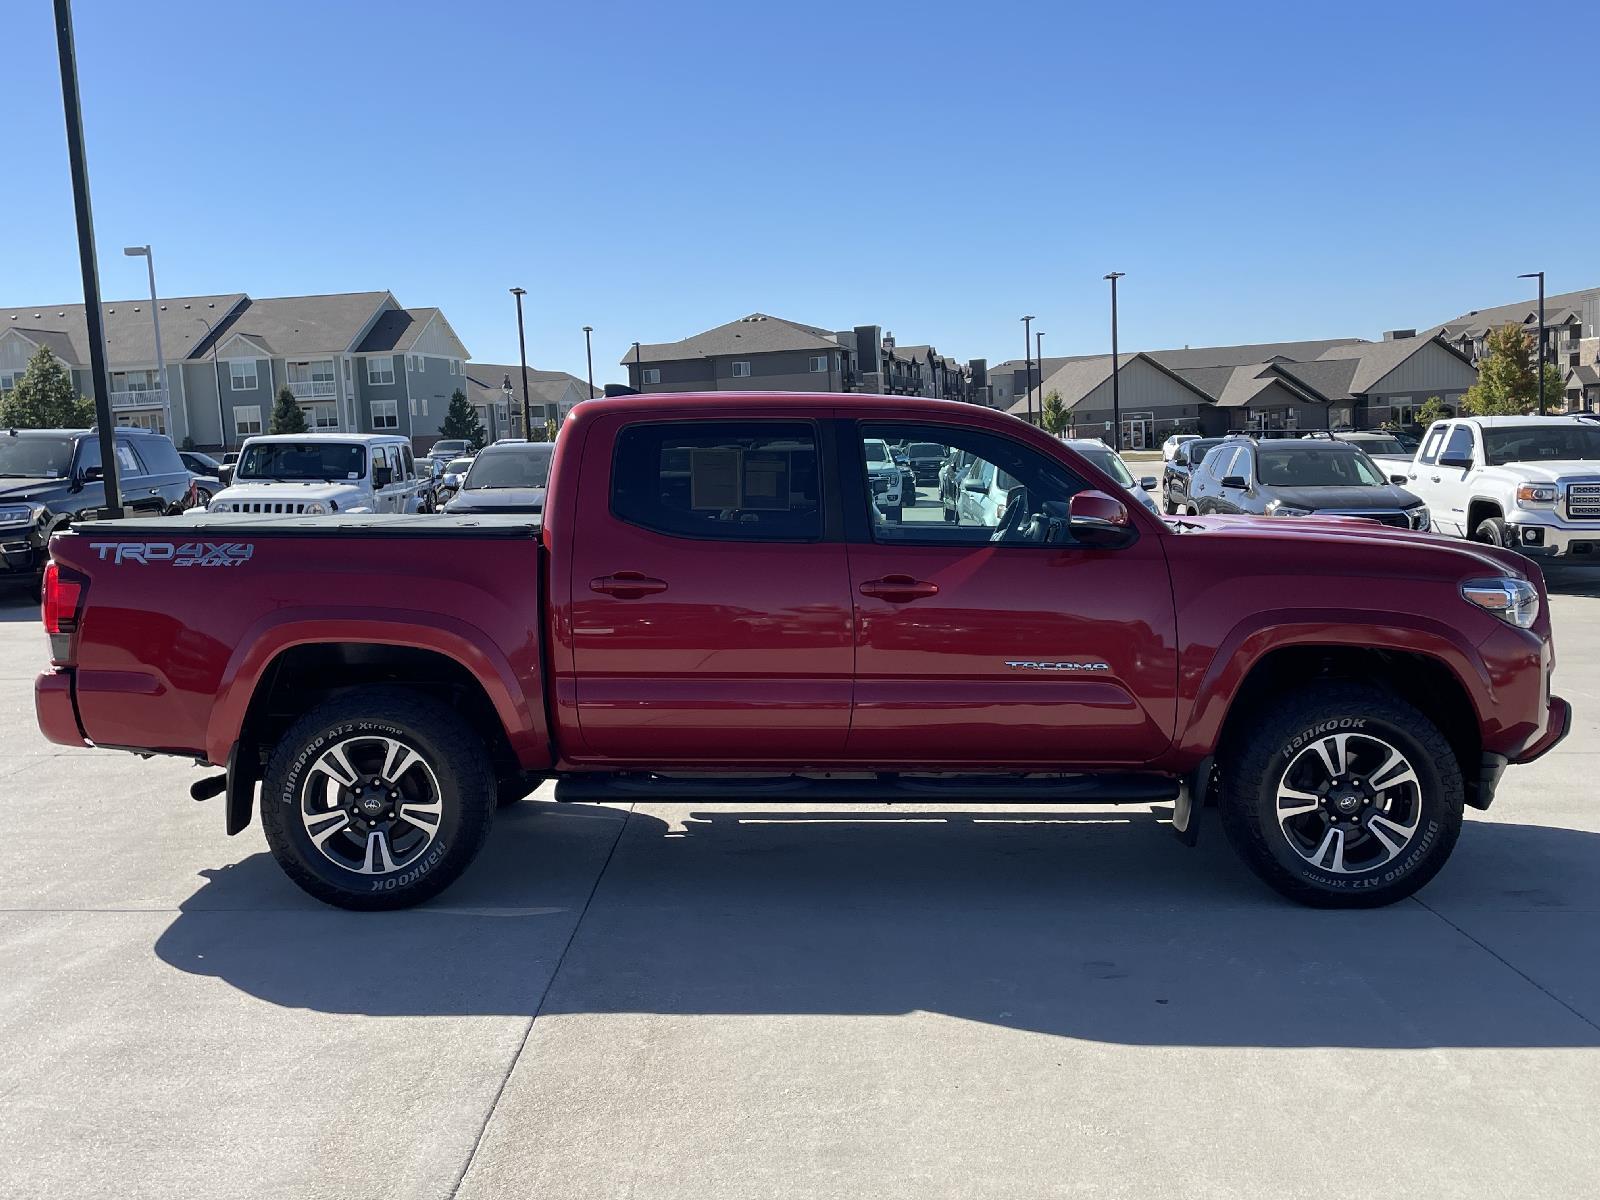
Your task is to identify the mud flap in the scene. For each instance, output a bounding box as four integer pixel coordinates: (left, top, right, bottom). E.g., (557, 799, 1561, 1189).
(224, 741, 259, 836)
(1170, 755, 1213, 847)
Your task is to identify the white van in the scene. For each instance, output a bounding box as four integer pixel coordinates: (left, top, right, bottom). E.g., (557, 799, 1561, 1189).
(207, 433, 426, 515)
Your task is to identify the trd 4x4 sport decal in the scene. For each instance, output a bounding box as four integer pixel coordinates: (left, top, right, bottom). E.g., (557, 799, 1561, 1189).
(89, 542, 254, 567)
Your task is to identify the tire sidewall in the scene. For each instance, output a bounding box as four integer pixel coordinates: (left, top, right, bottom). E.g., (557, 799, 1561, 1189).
(1251, 710, 1452, 898)
(265, 706, 485, 904)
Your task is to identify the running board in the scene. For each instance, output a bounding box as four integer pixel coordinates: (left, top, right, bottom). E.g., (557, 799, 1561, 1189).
(553, 772, 1179, 804)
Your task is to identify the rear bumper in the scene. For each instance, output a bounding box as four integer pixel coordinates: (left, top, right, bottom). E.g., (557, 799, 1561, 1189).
(34, 670, 87, 747)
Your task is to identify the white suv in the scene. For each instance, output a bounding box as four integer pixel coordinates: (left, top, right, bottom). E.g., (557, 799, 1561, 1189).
(1401, 416, 1600, 557)
(208, 433, 426, 515)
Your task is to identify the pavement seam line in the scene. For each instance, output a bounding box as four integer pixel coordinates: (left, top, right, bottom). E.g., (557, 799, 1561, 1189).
(444, 803, 635, 1200)
(1410, 893, 1600, 1034)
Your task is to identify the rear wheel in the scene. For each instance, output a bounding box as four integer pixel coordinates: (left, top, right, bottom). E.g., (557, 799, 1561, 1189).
(1219, 683, 1462, 907)
(260, 686, 495, 910)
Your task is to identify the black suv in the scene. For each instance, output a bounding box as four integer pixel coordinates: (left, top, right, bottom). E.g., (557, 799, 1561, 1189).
(1161, 436, 1225, 515)
(0, 427, 193, 590)
(904, 441, 949, 487)
(1186, 435, 1428, 528)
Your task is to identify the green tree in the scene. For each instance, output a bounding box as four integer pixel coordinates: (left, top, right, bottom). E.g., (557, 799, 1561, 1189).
(269, 386, 308, 433)
(439, 389, 486, 449)
(1461, 324, 1563, 416)
(1416, 396, 1449, 428)
(545, 417, 559, 442)
(0, 346, 95, 429)
(1040, 390, 1067, 435)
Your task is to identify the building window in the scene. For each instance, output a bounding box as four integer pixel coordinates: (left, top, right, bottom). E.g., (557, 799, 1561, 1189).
(0, 370, 24, 394)
(409, 396, 430, 417)
(809, 355, 828, 373)
(732, 361, 752, 378)
(366, 355, 395, 385)
(448, 359, 456, 375)
(286, 359, 336, 399)
(235, 405, 263, 435)
(308, 403, 339, 430)
(642, 368, 661, 385)
(371, 399, 399, 429)
(228, 359, 258, 390)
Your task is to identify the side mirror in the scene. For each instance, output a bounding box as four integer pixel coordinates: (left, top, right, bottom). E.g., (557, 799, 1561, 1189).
(1139, 476, 1157, 490)
(81, 465, 105, 484)
(373, 466, 394, 487)
(963, 478, 987, 493)
(1221, 474, 1248, 490)
(1389, 474, 1409, 485)
(1438, 453, 1473, 469)
(1069, 489, 1135, 548)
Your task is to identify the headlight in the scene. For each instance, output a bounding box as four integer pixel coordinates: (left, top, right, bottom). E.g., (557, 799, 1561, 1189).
(0, 502, 45, 528)
(1516, 484, 1557, 505)
(1461, 577, 1539, 629)
(1267, 501, 1314, 516)
(1408, 505, 1430, 529)
(207, 499, 228, 513)
(303, 502, 328, 515)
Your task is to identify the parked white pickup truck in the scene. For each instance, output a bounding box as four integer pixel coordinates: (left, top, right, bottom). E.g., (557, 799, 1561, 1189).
(206, 433, 427, 516)
(1400, 416, 1600, 558)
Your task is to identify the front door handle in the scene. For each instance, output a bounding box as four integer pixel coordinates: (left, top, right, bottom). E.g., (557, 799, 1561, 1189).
(1430, 475, 1441, 483)
(859, 574, 939, 602)
(591, 571, 668, 599)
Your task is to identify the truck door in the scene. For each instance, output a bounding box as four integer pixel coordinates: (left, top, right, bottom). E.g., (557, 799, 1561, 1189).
(563, 415, 854, 761)
(1408, 422, 1472, 536)
(842, 420, 1178, 765)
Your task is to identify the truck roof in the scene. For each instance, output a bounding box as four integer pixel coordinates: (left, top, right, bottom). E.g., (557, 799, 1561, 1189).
(1447, 416, 1591, 427)
(577, 391, 1011, 417)
(238, 432, 412, 444)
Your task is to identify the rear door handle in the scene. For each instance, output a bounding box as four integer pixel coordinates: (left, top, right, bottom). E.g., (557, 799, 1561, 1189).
(859, 574, 939, 601)
(591, 571, 668, 598)
(1430, 475, 1440, 483)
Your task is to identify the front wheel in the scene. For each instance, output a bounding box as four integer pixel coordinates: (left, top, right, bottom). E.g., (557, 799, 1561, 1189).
(1474, 516, 1511, 548)
(260, 686, 496, 910)
(1219, 683, 1463, 907)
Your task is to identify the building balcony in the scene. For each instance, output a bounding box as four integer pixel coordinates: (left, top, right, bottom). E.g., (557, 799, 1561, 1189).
(287, 379, 338, 400)
(110, 388, 168, 410)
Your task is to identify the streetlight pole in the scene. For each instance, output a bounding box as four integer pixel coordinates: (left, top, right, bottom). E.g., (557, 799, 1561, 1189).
(1021, 315, 1035, 423)
(123, 245, 170, 437)
(501, 376, 515, 440)
(509, 287, 532, 440)
(582, 325, 595, 399)
(633, 342, 643, 391)
(1519, 271, 1546, 415)
(53, 0, 121, 518)
(1035, 330, 1045, 428)
(197, 315, 226, 449)
(1104, 272, 1125, 448)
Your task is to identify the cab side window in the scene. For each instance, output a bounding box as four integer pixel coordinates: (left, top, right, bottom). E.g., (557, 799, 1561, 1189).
(1417, 425, 1448, 465)
(1208, 446, 1239, 479)
(1441, 425, 1475, 464)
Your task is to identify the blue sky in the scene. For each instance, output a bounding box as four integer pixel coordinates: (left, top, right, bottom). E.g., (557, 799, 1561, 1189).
(9, 0, 1595, 384)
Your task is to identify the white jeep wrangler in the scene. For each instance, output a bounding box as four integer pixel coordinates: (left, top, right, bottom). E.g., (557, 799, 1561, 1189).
(1400, 416, 1600, 558)
(207, 433, 426, 516)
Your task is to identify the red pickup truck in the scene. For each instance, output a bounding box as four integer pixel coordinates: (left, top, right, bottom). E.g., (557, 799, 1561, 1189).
(34, 393, 1569, 910)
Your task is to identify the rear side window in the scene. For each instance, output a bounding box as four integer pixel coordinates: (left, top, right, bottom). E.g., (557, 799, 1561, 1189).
(612, 421, 822, 541)
(1417, 425, 1448, 465)
(134, 435, 185, 474)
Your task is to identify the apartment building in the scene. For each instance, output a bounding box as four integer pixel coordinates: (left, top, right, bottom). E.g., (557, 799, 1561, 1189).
(1432, 286, 1598, 412)
(0, 290, 471, 450)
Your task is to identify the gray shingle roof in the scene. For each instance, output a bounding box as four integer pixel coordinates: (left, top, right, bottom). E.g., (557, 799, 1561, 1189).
(1009, 354, 1134, 414)
(1145, 338, 1361, 370)
(1313, 336, 1456, 394)
(1437, 287, 1598, 337)
(1270, 357, 1361, 401)
(622, 313, 845, 364)
(357, 306, 440, 353)
(203, 292, 391, 359)
(464, 362, 599, 408)
(1, 294, 248, 365)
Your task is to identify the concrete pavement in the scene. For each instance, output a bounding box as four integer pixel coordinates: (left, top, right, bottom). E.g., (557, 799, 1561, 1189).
(1, 569, 1597, 1199)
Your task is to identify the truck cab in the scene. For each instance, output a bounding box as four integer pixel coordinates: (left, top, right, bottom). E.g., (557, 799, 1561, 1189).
(207, 433, 425, 516)
(1403, 416, 1600, 556)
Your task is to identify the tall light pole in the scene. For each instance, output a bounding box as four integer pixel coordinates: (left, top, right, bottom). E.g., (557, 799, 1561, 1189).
(509, 287, 532, 440)
(632, 341, 643, 391)
(501, 375, 515, 439)
(1518, 271, 1546, 415)
(197, 315, 226, 449)
(1105, 272, 1125, 448)
(582, 325, 595, 398)
(122, 245, 170, 436)
(1021, 315, 1035, 422)
(1035, 331, 1045, 429)
(53, 0, 121, 518)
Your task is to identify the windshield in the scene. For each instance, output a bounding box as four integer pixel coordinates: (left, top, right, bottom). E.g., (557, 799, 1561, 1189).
(1257, 446, 1386, 487)
(465, 448, 552, 490)
(1344, 436, 1404, 454)
(185, 452, 223, 472)
(0, 436, 74, 478)
(1075, 446, 1135, 486)
(1483, 424, 1600, 466)
(863, 441, 889, 463)
(434, 440, 468, 454)
(908, 443, 945, 457)
(446, 458, 474, 474)
(1187, 439, 1224, 464)
(237, 442, 367, 482)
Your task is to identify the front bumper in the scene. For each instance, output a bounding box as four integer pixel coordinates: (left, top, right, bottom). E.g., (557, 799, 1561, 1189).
(1506, 517, 1600, 558)
(0, 537, 41, 576)
(1513, 695, 1572, 764)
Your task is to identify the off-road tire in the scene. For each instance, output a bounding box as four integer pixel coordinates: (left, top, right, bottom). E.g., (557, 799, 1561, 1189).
(260, 686, 495, 910)
(1219, 683, 1463, 908)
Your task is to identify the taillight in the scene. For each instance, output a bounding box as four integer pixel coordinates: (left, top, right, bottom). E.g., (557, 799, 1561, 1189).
(42, 561, 84, 663)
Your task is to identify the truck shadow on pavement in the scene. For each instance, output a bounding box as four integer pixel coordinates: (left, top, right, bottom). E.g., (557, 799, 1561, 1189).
(154, 801, 1600, 1046)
